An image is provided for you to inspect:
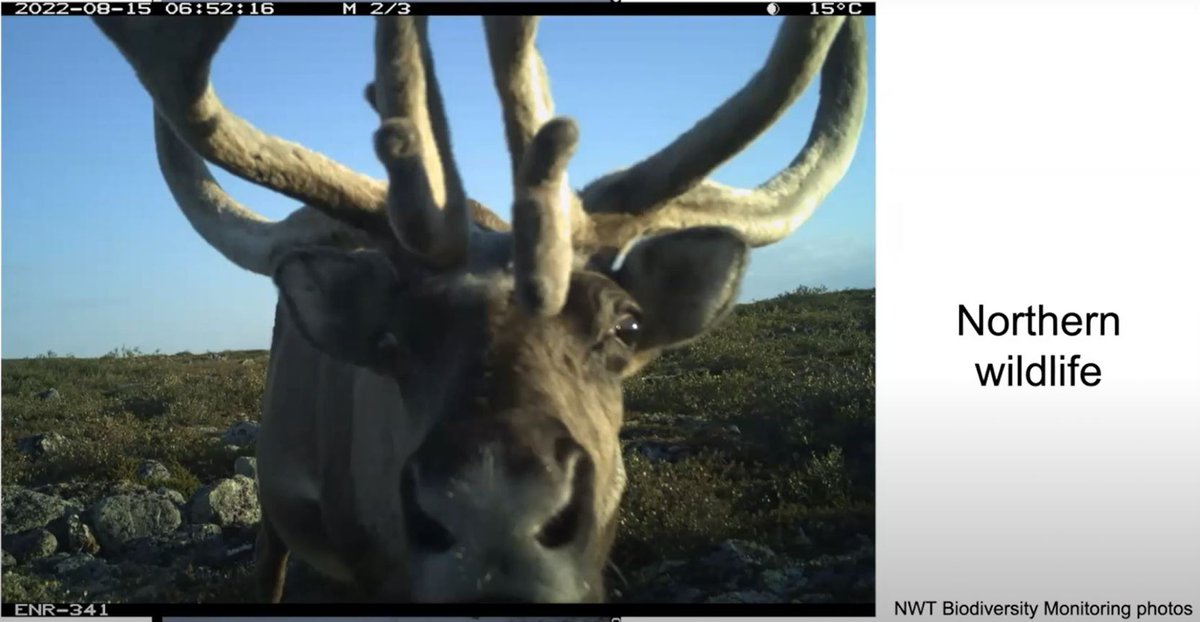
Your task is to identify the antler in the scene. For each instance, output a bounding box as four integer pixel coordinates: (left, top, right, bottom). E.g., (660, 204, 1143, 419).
(97, 16, 865, 303)
(483, 16, 582, 315)
(152, 111, 368, 273)
(95, 16, 510, 274)
(580, 16, 868, 249)
(483, 17, 554, 184)
(480, 16, 867, 314)
(510, 119, 580, 316)
(93, 17, 391, 235)
(372, 16, 470, 266)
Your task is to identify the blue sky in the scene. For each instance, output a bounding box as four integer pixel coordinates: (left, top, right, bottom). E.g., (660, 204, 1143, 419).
(1, 16, 875, 359)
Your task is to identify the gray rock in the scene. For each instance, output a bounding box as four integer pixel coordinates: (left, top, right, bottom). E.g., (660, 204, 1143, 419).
(233, 456, 257, 480)
(135, 460, 171, 483)
(632, 559, 687, 584)
(702, 539, 779, 569)
(191, 525, 238, 565)
(32, 553, 119, 597)
(15, 432, 69, 458)
(624, 539, 799, 603)
(31, 481, 139, 509)
(189, 475, 260, 527)
(4, 528, 59, 563)
(627, 440, 686, 462)
(2, 487, 69, 535)
(2, 550, 15, 567)
(124, 523, 223, 566)
(36, 388, 61, 400)
(762, 566, 807, 595)
(221, 421, 260, 447)
(88, 492, 182, 553)
(33, 552, 96, 575)
(156, 488, 186, 507)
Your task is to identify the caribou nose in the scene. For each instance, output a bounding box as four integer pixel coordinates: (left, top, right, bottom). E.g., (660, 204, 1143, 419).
(400, 416, 594, 556)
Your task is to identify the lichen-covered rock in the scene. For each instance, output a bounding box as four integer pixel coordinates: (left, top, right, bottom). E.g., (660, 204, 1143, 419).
(624, 539, 840, 603)
(702, 539, 779, 569)
(135, 460, 171, 483)
(124, 523, 224, 566)
(16, 432, 69, 459)
(35, 388, 61, 400)
(88, 492, 182, 553)
(2, 487, 69, 535)
(221, 421, 260, 448)
(4, 529, 59, 563)
(761, 566, 807, 594)
(156, 488, 186, 507)
(31, 553, 120, 598)
(32, 481, 143, 509)
(189, 476, 260, 528)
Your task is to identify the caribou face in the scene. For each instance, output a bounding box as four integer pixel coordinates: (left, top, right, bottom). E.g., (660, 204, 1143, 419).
(94, 13, 866, 602)
(273, 225, 747, 601)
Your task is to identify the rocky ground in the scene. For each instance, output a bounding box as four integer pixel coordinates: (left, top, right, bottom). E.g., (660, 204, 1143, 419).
(2, 288, 876, 603)
(3, 423, 265, 601)
(3, 420, 873, 603)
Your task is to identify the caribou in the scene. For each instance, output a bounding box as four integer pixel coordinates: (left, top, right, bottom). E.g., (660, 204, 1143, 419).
(93, 15, 867, 603)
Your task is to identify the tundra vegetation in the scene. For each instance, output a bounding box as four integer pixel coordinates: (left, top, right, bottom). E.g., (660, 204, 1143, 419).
(2, 286, 873, 603)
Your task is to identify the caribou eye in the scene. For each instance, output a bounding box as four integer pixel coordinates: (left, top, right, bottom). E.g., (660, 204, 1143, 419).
(611, 313, 641, 347)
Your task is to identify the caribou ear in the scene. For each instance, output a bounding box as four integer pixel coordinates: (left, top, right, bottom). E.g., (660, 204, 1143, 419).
(274, 248, 404, 368)
(613, 227, 749, 351)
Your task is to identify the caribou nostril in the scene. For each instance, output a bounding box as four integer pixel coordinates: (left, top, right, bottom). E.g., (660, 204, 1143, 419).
(536, 445, 592, 549)
(401, 466, 455, 554)
(536, 495, 581, 549)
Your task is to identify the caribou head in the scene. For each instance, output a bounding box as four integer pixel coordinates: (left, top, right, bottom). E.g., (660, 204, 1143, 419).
(94, 16, 866, 603)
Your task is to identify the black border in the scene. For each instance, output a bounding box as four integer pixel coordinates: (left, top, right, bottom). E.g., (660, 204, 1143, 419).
(3, 602, 874, 617)
(1, 2, 876, 17)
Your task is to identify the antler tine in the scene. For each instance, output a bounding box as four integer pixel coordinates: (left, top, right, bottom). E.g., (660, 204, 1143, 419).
(583, 17, 868, 248)
(483, 17, 555, 184)
(581, 16, 845, 216)
(93, 17, 389, 234)
(373, 16, 470, 267)
(415, 17, 469, 218)
(512, 119, 580, 316)
(153, 113, 367, 275)
(484, 15, 588, 307)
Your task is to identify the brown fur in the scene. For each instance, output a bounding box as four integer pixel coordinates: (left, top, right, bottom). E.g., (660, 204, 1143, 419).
(259, 257, 628, 601)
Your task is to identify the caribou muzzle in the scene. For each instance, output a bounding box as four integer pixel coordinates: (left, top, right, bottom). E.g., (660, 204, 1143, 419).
(399, 412, 599, 602)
